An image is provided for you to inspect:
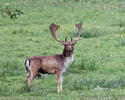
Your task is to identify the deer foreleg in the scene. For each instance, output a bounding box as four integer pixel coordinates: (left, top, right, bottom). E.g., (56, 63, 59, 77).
(56, 72, 63, 93)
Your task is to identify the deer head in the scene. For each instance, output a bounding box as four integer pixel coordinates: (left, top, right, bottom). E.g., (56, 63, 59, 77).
(50, 22, 82, 52)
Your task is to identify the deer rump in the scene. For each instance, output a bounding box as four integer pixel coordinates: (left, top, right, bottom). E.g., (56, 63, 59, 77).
(25, 55, 64, 75)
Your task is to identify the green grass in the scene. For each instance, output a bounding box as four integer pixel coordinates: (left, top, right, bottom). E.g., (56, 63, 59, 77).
(0, 0, 125, 99)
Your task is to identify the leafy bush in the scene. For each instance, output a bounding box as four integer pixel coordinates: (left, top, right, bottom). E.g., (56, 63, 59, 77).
(0, 3, 23, 20)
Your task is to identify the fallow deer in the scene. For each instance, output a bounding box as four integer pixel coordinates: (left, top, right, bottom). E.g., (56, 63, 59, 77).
(25, 22, 82, 92)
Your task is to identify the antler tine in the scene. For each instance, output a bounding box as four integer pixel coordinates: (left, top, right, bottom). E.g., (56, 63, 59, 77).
(65, 36, 67, 42)
(50, 23, 65, 42)
(70, 36, 73, 41)
(74, 22, 82, 41)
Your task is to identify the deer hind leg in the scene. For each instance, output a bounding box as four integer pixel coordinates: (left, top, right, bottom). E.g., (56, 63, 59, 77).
(26, 70, 30, 80)
(56, 72, 63, 93)
(26, 72, 38, 91)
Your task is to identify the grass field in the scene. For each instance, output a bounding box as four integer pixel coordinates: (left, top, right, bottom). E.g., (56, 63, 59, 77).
(0, 0, 125, 99)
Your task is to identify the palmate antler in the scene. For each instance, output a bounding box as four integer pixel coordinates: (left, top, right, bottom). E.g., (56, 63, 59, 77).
(50, 22, 82, 43)
(73, 22, 82, 41)
(50, 23, 65, 42)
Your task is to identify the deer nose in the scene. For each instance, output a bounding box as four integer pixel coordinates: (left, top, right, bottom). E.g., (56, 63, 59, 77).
(68, 47, 72, 51)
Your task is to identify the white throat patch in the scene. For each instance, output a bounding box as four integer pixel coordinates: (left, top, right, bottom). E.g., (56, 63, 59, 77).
(63, 54, 74, 72)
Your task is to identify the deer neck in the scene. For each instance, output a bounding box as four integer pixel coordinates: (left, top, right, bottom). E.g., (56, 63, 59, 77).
(62, 48, 74, 57)
(60, 47, 74, 72)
